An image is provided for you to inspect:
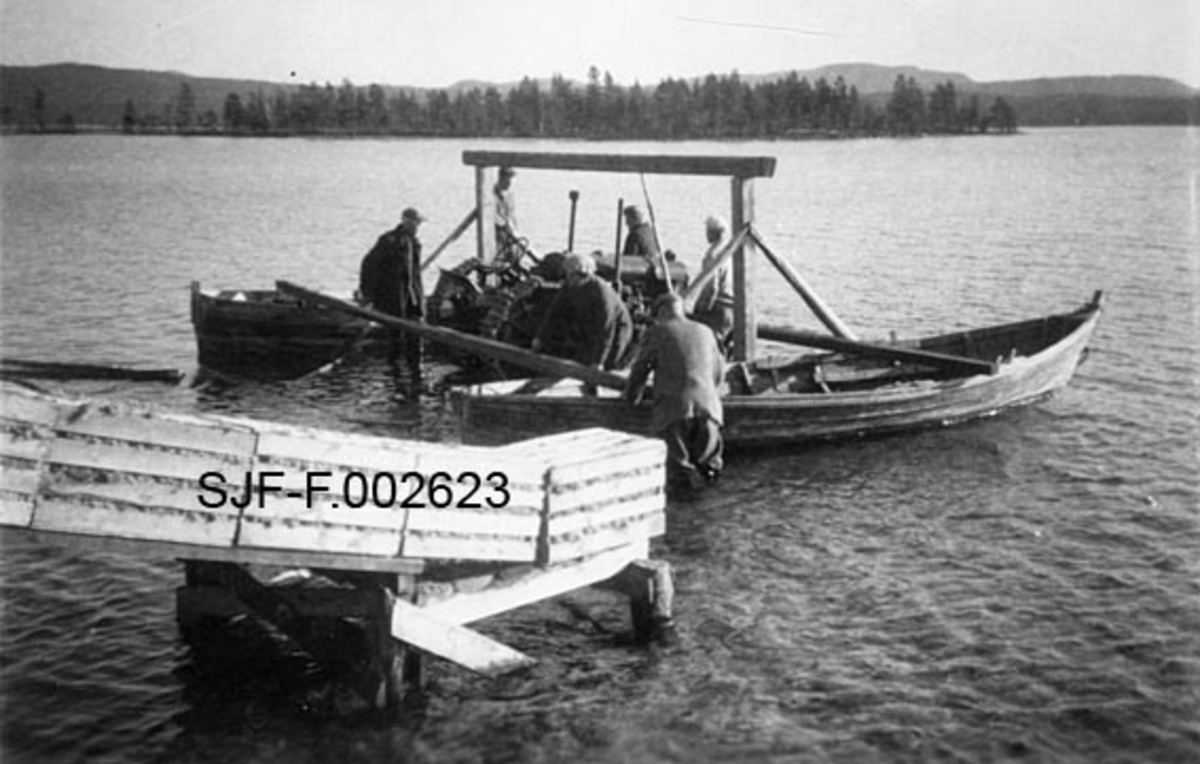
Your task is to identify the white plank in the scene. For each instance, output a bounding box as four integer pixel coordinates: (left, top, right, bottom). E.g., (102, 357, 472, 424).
(490, 486, 545, 512)
(0, 429, 51, 461)
(246, 491, 409, 528)
(23, 529, 426, 573)
(547, 471, 665, 519)
(32, 497, 238, 547)
(400, 532, 535, 563)
(236, 516, 403, 557)
(390, 598, 534, 676)
(0, 389, 65, 427)
(256, 431, 421, 473)
(546, 443, 666, 486)
(549, 511, 665, 550)
(405, 506, 541, 537)
(46, 478, 241, 517)
(46, 438, 249, 482)
(545, 515, 666, 563)
(501, 427, 627, 457)
(59, 410, 257, 457)
(547, 491, 666, 536)
(0, 494, 35, 528)
(419, 542, 648, 625)
(0, 464, 42, 495)
(412, 450, 543, 485)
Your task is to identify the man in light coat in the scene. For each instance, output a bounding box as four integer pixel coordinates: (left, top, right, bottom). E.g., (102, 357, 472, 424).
(624, 292, 725, 495)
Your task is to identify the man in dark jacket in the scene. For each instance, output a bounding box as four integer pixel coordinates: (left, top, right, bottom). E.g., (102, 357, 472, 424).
(624, 292, 725, 495)
(622, 205, 660, 263)
(532, 252, 633, 371)
(359, 207, 426, 367)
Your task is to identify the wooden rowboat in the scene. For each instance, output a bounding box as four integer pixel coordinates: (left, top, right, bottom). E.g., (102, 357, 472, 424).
(190, 282, 376, 378)
(191, 255, 685, 379)
(451, 292, 1102, 449)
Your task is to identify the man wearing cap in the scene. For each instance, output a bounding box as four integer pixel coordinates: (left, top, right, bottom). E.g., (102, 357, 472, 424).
(532, 252, 633, 372)
(690, 215, 735, 352)
(624, 292, 725, 496)
(493, 166, 519, 257)
(359, 207, 426, 366)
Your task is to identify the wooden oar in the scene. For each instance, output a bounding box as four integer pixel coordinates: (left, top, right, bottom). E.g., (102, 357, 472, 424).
(747, 226, 857, 340)
(422, 208, 479, 271)
(276, 281, 628, 391)
(0, 358, 186, 384)
(639, 173, 674, 294)
(680, 225, 750, 304)
(756, 325, 998, 377)
(567, 190, 580, 251)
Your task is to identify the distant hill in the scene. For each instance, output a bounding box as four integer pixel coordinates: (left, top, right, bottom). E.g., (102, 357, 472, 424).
(0, 62, 420, 129)
(743, 62, 977, 94)
(2, 61, 1196, 130)
(976, 75, 1195, 99)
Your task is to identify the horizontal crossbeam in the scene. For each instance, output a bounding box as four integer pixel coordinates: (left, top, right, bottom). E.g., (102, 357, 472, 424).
(462, 151, 776, 178)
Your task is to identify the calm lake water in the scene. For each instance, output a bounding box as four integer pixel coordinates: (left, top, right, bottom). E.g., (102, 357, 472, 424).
(1, 128, 1197, 763)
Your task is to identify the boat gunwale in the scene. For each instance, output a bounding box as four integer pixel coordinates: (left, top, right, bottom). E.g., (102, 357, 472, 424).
(453, 298, 1101, 410)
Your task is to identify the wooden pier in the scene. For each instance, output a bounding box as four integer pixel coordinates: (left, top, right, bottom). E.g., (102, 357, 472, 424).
(0, 383, 672, 711)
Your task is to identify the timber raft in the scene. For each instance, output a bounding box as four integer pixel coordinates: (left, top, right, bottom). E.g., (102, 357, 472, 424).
(0, 382, 673, 711)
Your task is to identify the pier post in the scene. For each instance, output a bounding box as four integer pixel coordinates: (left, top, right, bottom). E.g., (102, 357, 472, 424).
(366, 584, 424, 711)
(599, 559, 675, 644)
(175, 562, 426, 714)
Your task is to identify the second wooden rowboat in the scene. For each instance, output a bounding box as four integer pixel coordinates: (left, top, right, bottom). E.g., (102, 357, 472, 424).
(190, 282, 375, 378)
(451, 293, 1102, 449)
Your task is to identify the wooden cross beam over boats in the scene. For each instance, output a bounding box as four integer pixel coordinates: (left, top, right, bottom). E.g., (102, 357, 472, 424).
(461, 150, 779, 362)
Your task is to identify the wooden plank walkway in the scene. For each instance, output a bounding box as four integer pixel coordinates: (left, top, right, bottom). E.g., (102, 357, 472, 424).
(0, 383, 673, 712)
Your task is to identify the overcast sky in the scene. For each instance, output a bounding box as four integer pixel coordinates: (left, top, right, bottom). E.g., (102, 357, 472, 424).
(1, 0, 1196, 88)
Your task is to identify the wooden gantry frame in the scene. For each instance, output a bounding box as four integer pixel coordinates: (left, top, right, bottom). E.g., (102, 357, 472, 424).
(461, 151, 776, 362)
(421, 150, 985, 382)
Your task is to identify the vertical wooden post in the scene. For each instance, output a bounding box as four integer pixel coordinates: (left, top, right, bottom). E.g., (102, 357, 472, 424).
(474, 165, 488, 263)
(599, 559, 675, 645)
(731, 176, 757, 362)
(367, 574, 423, 713)
(368, 586, 411, 711)
(183, 559, 209, 587)
(177, 560, 237, 639)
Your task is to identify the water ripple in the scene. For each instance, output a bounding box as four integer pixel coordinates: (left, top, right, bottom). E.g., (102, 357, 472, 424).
(2, 129, 1198, 764)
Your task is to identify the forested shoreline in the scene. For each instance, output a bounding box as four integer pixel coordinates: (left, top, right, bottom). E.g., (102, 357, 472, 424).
(8, 69, 1019, 139)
